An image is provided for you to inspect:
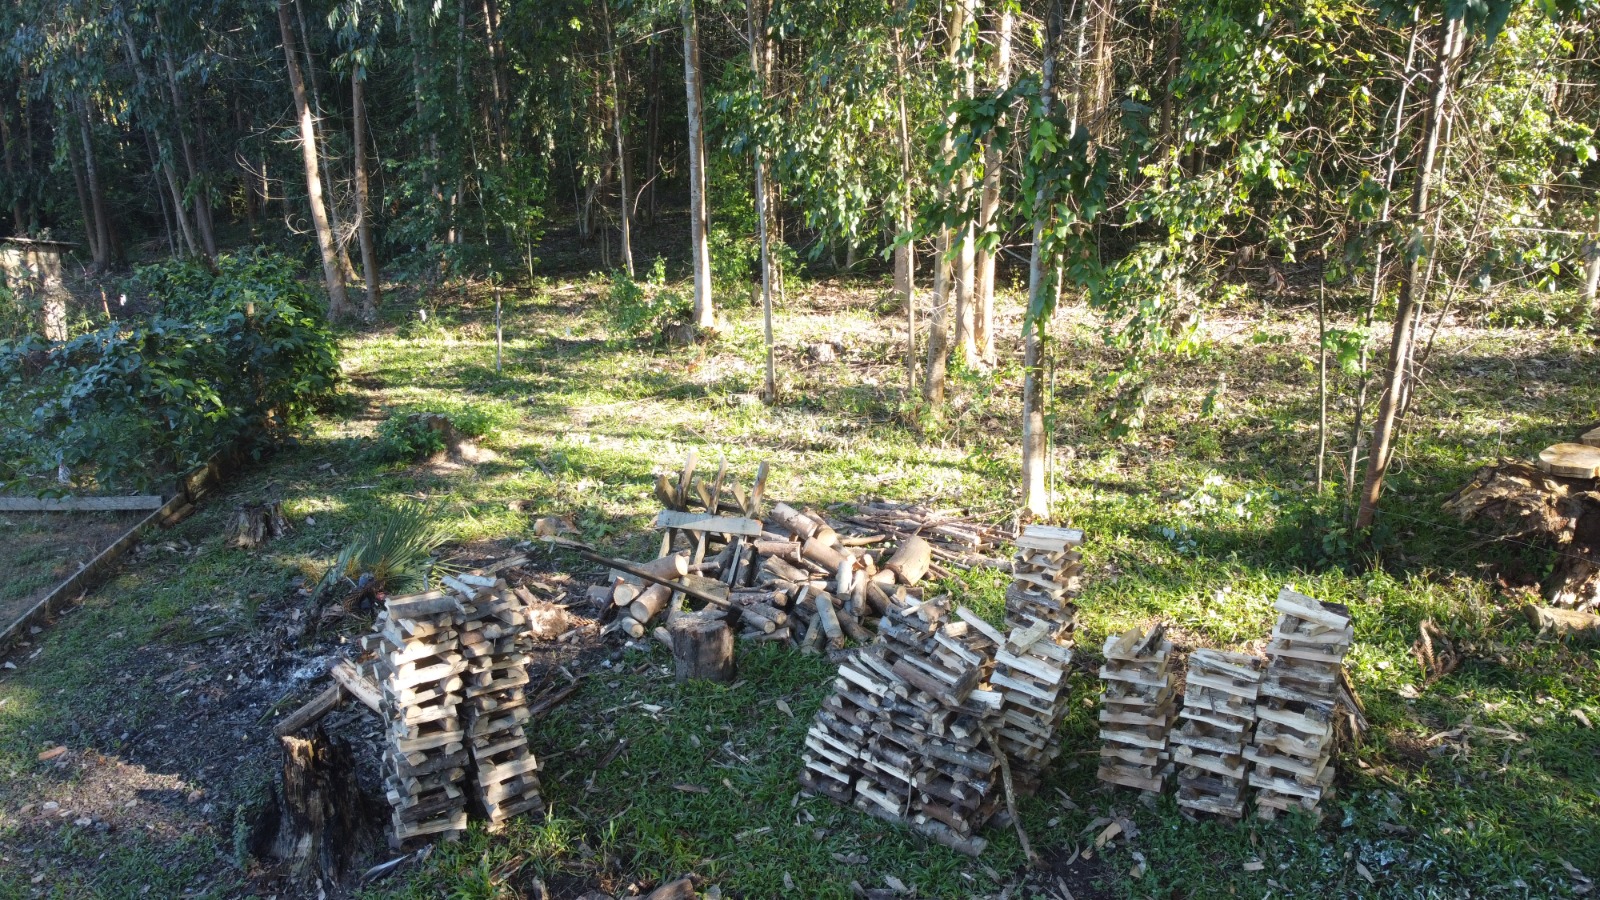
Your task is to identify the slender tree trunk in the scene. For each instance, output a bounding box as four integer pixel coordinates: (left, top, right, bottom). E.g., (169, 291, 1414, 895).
(1584, 204, 1600, 315)
(117, 18, 203, 261)
(77, 101, 112, 271)
(645, 39, 662, 227)
(279, 0, 351, 319)
(1317, 278, 1328, 492)
(894, 17, 917, 396)
(353, 68, 380, 320)
(604, 3, 635, 277)
(683, 0, 714, 328)
(156, 11, 217, 258)
(975, 7, 1012, 369)
(1, 104, 21, 232)
(952, 0, 978, 369)
(67, 133, 99, 262)
(923, 0, 969, 408)
(749, 0, 775, 400)
(1346, 23, 1419, 509)
(1356, 13, 1461, 530)
(1022, 0, 1063, 519)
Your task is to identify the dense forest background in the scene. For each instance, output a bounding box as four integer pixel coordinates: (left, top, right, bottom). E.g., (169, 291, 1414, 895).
(3, 0, 1598, 521)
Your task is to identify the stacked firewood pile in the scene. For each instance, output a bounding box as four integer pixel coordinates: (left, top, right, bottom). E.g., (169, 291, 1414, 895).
(1005, 526, 1083, 632)
(1170, 649, 1263, 818)
(1245, 590, 1353, 820)
(1096, 623, 1178, 794)
(800, 599, 1005, 856)
(363, 572, 543, 844)
(991, 619, 1074, 794)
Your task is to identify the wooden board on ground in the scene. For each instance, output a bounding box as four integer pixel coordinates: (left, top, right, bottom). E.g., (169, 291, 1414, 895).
(0, 495, 166, 512)
(1537, 443, 1600, 479)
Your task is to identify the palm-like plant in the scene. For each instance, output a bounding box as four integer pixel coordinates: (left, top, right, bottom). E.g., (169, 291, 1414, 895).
(318, 500, 450, 597)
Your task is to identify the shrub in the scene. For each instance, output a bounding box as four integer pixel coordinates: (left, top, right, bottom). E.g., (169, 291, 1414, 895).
(0, 249, 339, 491)
(604, 259, 691, 343)
(370, 401, 515, 463)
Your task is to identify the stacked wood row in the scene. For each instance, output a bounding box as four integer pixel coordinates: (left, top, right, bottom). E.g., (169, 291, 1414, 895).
(799, 599, 1006, 856)
(1005, 526, 1084, 635)
(992, 619, 1074, 794)
(1096, 623, 1178, 794)
(449, 573, 545, 829)
(1170, 649, 1263, 819)
(1246, 589, 1353, 821)
(367, 590, 470, 845)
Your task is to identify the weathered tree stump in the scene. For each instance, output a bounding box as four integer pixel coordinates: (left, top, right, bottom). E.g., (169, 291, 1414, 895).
(226, 500, 291, 548)
(264, 727, 382, 889)
(669, 611, 735, 682)
(1445, 458, 1600, 612)
(1524, 604, 1600, 643)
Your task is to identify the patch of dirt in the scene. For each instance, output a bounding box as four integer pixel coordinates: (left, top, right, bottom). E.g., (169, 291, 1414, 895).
(0, 509, 149, 632)
(1, 538, 613, 899)
(1023, 843, 1119, 900)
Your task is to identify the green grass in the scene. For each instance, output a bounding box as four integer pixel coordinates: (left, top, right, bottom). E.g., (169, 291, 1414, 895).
(2, 275, 1599, 898)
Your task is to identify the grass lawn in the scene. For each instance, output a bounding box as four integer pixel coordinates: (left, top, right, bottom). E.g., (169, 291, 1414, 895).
(1, 271, 1598, 899)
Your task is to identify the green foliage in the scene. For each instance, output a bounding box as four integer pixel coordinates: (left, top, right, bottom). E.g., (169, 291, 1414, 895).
(0, 250, 339, 491)
(317, 500, 449, 596)
(603, 259, 690, 343)
(371, 401, 515, 463)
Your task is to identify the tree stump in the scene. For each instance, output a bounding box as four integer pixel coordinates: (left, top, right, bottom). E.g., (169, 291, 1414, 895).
(265, 727, 382, 889)
(226, 500, 291, 548)
(1445, 458, 1600, 612)
(669, 611, 735, 683)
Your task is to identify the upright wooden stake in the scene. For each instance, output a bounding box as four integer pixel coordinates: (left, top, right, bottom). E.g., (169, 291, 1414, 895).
(495, 286, 503, 375)
(1316, 277, 1327, 493)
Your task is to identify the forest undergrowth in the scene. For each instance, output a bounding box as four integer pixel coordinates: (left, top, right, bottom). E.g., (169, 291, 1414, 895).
(1, 274, 1597, 899)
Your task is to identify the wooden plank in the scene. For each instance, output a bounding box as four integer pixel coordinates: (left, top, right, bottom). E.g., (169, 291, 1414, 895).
(655, 509, 763, 537)
(0, 494, 166, 512)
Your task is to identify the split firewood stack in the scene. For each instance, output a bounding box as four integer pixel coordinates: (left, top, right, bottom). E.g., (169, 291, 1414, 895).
(448, 573, 545, 830)
(366, 590, 471, 845)
(362, 572, 545, 846)
(1005, 526, 1084, 634)
(991, 619, 1074, 794)
(1096, 623, 1178, 794)
(799, 599, 1008, 856)
(1245, 589, 1353, 820)
(1170, 649, 1263, 819)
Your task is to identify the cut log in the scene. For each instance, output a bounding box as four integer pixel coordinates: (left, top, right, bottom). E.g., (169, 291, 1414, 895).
(770, 502, 823, 541)
(274, 683, 344, 738)
(1538, 443, 1600, 479)
(1523, 604, 1600, 643)
(885, 536, 933, 585)
(669, 611, 736, 682)
(1446, 459, 1600, 612)
(629, 583, 673, 623)
(226, 500, 292, 548)
(330, 660, 383, 713)
(1583, 427, 1600, 449)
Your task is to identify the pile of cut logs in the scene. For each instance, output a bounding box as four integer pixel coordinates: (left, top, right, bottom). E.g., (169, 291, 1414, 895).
(582, 454, 1017, 654)
(362, 571, 544, 844)
(1171, 649, 1263, 819)
(1096, 623, 1178, 794)
(1246, 590, 1353, 820)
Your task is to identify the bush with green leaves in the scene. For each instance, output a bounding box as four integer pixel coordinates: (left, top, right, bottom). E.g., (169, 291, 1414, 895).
(604, 258, 691, 343)
(370, 401, 516, 463)
(0, 249, 339, 491)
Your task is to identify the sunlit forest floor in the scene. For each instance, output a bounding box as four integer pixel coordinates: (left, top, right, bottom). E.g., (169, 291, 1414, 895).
(2, 271, 1599, 899)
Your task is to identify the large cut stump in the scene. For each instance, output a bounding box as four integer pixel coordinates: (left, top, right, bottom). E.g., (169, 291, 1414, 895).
(265, 727, 382, 888)
(669, 611, 735, 682)
(1445, 458, 1600, 612)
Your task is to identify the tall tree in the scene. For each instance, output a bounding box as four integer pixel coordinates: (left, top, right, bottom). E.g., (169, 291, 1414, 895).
(1021, 0, 1062, 519)
(683, 0, 713, 328)
(749, 0, 775, 399)
(974, 5, 1012, 368)
(1356, 8, 1465, 530)
(278, 0, 351, 319)
(352, 65, 379, 319)
(603, 0, 634, 277)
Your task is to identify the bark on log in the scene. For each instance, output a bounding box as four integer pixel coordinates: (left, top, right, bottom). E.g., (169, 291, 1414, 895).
(669, 611, 736, 682)
(885, 535, 933, 584)
(630, 583, 673, 623)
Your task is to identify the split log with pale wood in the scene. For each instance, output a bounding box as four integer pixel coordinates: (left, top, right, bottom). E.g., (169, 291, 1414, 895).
(992, 618, 1074, 794)
(1446, 455, 1600, 612)
(1097, 623, 1177, 794)
(1246, 589, 1353, 821)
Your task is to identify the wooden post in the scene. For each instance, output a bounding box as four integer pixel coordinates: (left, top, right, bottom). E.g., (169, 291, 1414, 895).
(669, 611, 735, 682)
(495, 286, 503, 375)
